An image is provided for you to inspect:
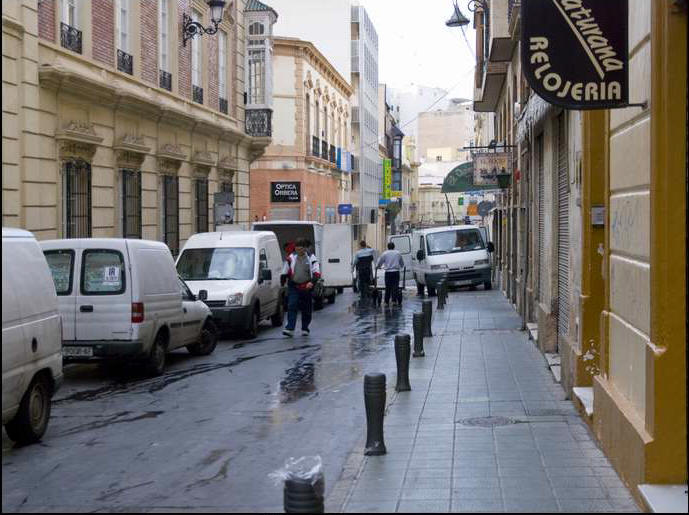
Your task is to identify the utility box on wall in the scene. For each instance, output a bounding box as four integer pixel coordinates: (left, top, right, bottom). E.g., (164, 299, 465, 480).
(214, 192, 235, 228)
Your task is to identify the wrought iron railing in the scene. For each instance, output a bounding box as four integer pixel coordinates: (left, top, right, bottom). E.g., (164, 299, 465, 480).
(219, 97, 228, 114)
(60, 22, 82, 54)
(245, 108, 272, 137)
(321, 141, 328, 159)
(159, 70, 172, 91)
(329, 144, 336, 164)
(117, 49, 133, 75)
(193, 85, 204, 104)
(312, 136, 320, 157)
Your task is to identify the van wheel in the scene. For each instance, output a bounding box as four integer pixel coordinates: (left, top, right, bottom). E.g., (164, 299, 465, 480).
(336, 287, 344, 294)
(271, 297, 285, 327)
(187, 320, 218, 356)
(313, 297, 324, 311)
(146, 332, 167, 376)
(327, 293, 336, 304)
(4, 374, 52, 445)
(246, 306, 260, 339)
(484, 281, 492, 290)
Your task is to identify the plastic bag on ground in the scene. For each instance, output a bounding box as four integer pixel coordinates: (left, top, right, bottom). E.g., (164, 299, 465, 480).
(269, 455, 324, 498)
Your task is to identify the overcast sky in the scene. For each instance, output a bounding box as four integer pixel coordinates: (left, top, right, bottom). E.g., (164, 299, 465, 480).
(359, 0, 477, 97)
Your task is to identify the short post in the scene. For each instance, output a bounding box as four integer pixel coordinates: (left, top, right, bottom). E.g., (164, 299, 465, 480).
(394, 334, 412, 392)
(422, 299, 433, 337)
(364, 373, 387, 455)
(437, 280, 445, 310)
(283, 474, 325, 513)
(412, 312, 425, 357)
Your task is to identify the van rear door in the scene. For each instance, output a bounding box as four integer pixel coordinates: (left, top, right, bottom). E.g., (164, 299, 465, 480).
(43, 248, 77, 341)
(389, 234, 412, 270)
(75, 243, 132, 342)
(322, 224, 352, 287)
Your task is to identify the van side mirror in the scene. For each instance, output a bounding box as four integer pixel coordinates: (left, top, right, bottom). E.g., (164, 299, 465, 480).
(198, 290, 208, 301)
(416, 249, 425, 261)
(487, 242, 495, 253)
(260, 268, 272, 282)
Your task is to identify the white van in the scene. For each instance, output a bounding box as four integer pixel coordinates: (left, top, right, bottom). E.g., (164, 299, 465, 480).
(252, 221, 353, 309)
(2, 228, 63, 445)
(40, 238, 215, 375)
(408, 225, 495, 296)
(176, 231, 285, 338)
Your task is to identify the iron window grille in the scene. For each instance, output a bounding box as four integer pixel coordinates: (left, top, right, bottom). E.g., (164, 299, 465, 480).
(312, 136, 320, 157)
(163, 175, 179, 256)
(245, 108, 272, 137)
(321, 141, 328, 160)
(121, 169, 142, 238)
(219, 97, 228, 114)
(60, 22, 82, 54)
(117, 49, 133, 75)
(159, 70, 172, 91)
(63, 158, 91, 238)
(195, 178, 209, 234)
(193, 85, 204, 104)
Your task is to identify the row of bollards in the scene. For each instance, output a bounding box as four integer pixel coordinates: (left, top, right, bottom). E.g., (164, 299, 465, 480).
(284, 296, 437, 513)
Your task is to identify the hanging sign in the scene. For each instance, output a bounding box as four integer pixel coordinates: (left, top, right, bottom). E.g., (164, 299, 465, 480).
(271, 182, 301, 202)
(383, 159, 392, 200)
(521, 0, 628, 110)
(473, 152, 512, 186)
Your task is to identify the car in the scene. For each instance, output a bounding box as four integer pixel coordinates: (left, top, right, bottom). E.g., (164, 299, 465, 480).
(2, 228, 63, 444)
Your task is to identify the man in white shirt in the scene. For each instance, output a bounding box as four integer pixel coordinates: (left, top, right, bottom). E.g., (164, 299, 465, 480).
(376, 242, 405, 306)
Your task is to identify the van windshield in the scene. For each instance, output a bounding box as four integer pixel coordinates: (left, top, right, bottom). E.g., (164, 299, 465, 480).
(426, 229, 485, 256)
(177, 248, 255, 281)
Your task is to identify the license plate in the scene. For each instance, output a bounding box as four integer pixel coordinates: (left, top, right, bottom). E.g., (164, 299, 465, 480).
(456, 280, 473, 286)
(63, 346, 93, 358)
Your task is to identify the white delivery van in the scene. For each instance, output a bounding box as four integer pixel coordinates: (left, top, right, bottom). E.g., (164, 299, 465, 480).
(40, 238, 215, 375)
(252, 221, 353, 309)
(2, 228, 63, 445)
(176, 231, 285, 338)
(411, 225, 495, 296)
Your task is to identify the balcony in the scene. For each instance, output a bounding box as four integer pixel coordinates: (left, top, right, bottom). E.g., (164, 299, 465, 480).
(321, 141, 328, 160)
(474, 61, 509, 113)
(117, 49, 133, 75)
(159, 70, 172, 91)
(245, 108, 272, 137)
(508, 0, 521, 39)
(329, 144, 336, 164)
(219, 97, 228, 114)
(60, 22, 82, 54)
(312, 136, 320, 157)
(193, 85, 204, 104)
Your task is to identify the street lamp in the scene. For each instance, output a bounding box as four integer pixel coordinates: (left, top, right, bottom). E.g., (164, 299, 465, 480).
(182, 0, 227, 47)
(446, 0, 488, 28)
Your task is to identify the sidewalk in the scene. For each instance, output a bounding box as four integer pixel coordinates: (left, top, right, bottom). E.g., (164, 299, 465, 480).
(333, 290, 641, 513)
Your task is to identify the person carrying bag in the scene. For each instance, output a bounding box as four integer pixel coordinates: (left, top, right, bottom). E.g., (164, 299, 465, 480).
(281, 238, 320, 337)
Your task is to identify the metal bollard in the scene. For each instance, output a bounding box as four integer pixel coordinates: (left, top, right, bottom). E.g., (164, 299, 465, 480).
(284, 474, 325, 513)
(437, 280, 445, 310)
(364, 373, 387, 455)
(394, 334, 412, 392)
(412, 312, 425, 357)
(422, 299, 433, 337)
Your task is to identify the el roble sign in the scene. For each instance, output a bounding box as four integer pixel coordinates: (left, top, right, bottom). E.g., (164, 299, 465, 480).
(271, 182, 300, 203)
(521, 0, 628, 110)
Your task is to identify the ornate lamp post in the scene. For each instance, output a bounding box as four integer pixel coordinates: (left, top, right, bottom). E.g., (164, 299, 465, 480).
(182, 0, 227, 47)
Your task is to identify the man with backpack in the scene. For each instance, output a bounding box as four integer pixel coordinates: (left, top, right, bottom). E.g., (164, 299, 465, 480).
(281, 238, 320, 337)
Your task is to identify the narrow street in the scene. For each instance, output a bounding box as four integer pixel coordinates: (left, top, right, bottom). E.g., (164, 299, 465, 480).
(2, 287, 640, 512)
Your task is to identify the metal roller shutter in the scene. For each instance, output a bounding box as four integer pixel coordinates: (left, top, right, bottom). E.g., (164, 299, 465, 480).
(537, 134, 545, 302)
(557, 113, 570, 338)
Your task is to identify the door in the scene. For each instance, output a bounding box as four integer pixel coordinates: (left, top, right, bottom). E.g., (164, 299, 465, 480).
(556, 113, 570, 345)
(322, 224, 352, 287)
(537, 133, 546, 302)
(76, 245, 132, 341)
(257, 248, 274, 317)
(389, 234, 412, 270)
(178, 278, 201, 344)
(43, 249, 77, 341)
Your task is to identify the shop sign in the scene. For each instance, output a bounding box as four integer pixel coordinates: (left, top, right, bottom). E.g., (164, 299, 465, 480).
(383, 159, 392, 200)
(337, 203, 353, 215)
(391, 190, 403, 199)
(473, 152, 512, 186)
(271, 181, 301, 203)
(521, 0, 628, 109)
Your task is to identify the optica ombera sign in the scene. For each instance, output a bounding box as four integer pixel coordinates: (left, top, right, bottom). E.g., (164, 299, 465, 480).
(521, 0, 628, 110)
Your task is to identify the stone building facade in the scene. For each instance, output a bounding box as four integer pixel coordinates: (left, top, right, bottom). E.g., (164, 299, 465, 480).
(2, 0, 276, 254)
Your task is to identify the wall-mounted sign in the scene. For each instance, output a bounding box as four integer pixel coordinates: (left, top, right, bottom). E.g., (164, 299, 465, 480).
(442, 162, 497, 193)
(382, 159, 392, 200)
(521, 0, 628, 109)
(391, 190, 403, 199)
(271, 182, 301, 203)
(337, 203, 353, 215)
(473, 152, 512, 186)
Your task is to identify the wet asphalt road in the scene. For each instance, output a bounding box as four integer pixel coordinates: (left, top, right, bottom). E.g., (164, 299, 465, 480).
(2, 288, 423, 512)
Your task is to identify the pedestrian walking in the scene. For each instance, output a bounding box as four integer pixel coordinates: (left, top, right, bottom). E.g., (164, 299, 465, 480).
(281, 238, 320, 337)
(352, 241, 375, 299)
(377, 242, 405, 306)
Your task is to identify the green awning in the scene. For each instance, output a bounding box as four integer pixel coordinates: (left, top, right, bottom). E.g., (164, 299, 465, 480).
(441, 162, 499, 193)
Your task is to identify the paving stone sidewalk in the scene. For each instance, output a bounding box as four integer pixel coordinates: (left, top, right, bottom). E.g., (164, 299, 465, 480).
(335, 290, 641, 513)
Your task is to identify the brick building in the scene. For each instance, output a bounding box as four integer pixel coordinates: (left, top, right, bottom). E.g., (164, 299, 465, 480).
(2, 0, 277, 254)
(249, 37, 353, 223)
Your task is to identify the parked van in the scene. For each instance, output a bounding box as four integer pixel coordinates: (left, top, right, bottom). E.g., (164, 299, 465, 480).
(408, 225, 495, 296)
(252, 221, 353, 309)
(176, 231, 285, 338)
(40, 238, 215, 375)
(2, 228, 63, 444)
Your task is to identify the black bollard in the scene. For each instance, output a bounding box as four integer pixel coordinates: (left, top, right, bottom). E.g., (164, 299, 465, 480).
(364, 373, 387, 456)
(422, 299, 433, 337)
(284, 474, 325, 513)
(437, 281, 445, 310)
(394, 334, 412, 392)
(412, 312, 425, 357)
